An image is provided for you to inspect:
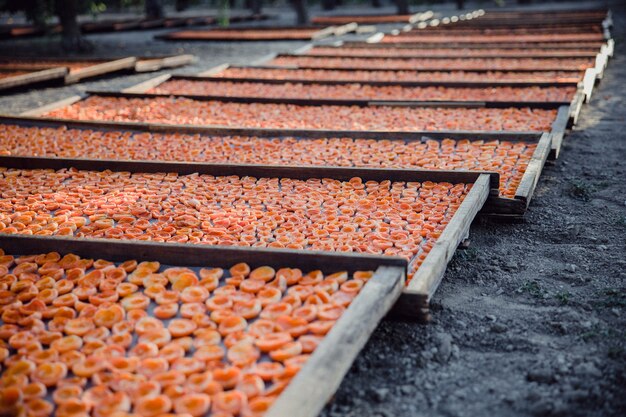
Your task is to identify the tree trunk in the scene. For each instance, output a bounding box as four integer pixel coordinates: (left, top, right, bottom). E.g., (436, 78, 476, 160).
(396, 0, 409, 15)
(322, 0, 335, 11)
(456, 0, 465, 9)
(372, 0, 382, 8)
(175, 0, 190, 12)
(56, 0, 92, 53)
(291, 0, 308, 25)
(145, 0, 165, 20)
(250, 0, 263, 15)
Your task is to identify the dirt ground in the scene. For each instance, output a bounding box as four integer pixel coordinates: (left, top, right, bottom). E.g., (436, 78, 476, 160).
(0, 1, 624, 416)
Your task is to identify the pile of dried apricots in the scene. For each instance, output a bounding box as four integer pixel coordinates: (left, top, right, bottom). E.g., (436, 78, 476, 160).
(269, 56, 593, 71)
(149, 80, 576, 102)
(0, 168, 470, 278)
(210, 67, 583, 83)
(0, 247, 370, 416)
(0, 124, 531, 198)
(44, 96, 557, 132)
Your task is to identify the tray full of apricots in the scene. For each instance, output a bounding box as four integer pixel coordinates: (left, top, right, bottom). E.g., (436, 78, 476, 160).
(299, 45, 600, 59)
(20, 90, 571, 133)
(126, 73, 581, 108)
(264, 53, 597, 73)
(199, 64, 586, 87)
(13, 91, 571, 159)
(0, 150, 495, 317)
(0, 236, 405, 417)
(0, 117, 549, 214)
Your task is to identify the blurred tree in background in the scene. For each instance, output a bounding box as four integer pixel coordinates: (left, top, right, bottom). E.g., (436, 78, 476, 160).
(0, 0, 461, 51)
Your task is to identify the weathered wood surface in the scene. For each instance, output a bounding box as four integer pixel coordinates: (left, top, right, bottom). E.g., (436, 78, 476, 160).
(266, 265, 405, 417)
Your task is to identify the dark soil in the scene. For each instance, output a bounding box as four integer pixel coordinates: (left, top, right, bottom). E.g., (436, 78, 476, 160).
(0, 1, 624, 416)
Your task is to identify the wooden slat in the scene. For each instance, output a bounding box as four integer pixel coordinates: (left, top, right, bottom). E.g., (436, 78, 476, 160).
(0, 114, 545, 143)
(165, 73, 580, 89)
(19, 95, 84, 117)
(196, 63, 231, 77)
(87, 89, 570, 110)
(392, 174, 491, 319)
(548, 105, 570, 159)
(581, 68, 597, 101)
(514, 133, 552, 204)
(267, 265, 404, 417)
(0, 155, 500, 190)
(0, 67, 67, 91)
(0, 234, 406, 273)
(122, 74, 172, 93)
(568, 90, 585, 125)
(134, 54, 195, 73)
(64, 57, 137, 84)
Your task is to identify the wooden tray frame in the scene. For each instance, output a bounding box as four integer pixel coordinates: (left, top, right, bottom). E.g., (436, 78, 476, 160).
(0, 57, 137, 84)
(1, 111, 550, 217)
(155, 24, 354, 42)
(263, 52, 602, 74)
(0, 233, 402, 417)
(197, 63, 584, 88)
(134, 54, 196, 73)
(16, 88, 573, 161)
(128, 72, 584, 110)
(0, 139, 493, 319)
(293, 42, 600, 59)
(0, 66, 67, 91)
(114, 75, 586, 133)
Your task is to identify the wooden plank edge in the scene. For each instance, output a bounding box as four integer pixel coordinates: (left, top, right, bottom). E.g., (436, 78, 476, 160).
(568, 90, 585, 126)
(292, 43, 314, 55)
(266, 265, 404, 417)
(0, 234, 407, 275)
(0, 154, 499, 189)
(333, 23, 358, 36)
(514, 132, 552, 205)
(582, 68, 597, 102)
(169, 73, 580, 88)
(0, 114, 544, 143)
(391, 174, 490, 320)
(365, 32, 384, 43)
(65, 57, 137, 84)
(87, 90, 568, 110)
(19, 95, 84, 117)
(0, 67, 67, 91)
(548, 105, 569, 160)
(196, 63, 230, 77)
(122, 74, 172, 93)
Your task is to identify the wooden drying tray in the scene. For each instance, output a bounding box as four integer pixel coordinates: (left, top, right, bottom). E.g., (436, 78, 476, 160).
(155, 24, 356, 42)
(311, 11, 433, 25)
(0, 66, 67, 92)
(134, 54, 196, 72)
(293, 42, 600, 59)
(0, 57, 137, 84)
(259, 52, 601, 74)
(17, 88, 574, 161)
(0, 234, 402, 417)
(115, 72, 585, 132)
(341, 39, 606, 50)
(0, 149, 494, 320)
(197, 62, 584, 88)
(2, 107, 544, 217)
